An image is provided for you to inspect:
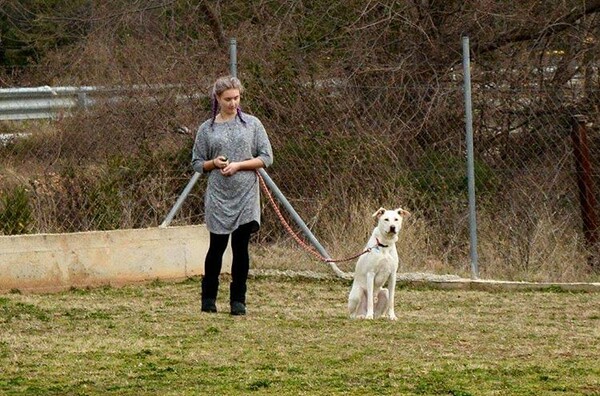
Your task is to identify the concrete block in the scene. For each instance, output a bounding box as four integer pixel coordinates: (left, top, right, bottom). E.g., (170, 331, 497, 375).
(0, 225, 231, 293)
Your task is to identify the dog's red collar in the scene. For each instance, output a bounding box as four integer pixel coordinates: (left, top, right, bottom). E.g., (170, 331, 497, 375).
(376, 238, 389, 248)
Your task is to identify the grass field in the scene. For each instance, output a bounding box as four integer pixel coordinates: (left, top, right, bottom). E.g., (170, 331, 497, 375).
(1, 275, 599, 395)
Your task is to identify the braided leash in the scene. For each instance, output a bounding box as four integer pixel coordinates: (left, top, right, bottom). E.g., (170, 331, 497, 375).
(325, 247, 374, 263)
(256, 171, 371, 264)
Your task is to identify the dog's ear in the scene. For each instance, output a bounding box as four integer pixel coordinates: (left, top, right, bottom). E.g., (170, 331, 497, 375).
(372, 207, 386, 218)
(396, 208, 411, 217)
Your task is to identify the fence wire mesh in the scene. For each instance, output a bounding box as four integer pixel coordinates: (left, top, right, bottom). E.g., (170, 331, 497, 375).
(1, 67, 599, 282)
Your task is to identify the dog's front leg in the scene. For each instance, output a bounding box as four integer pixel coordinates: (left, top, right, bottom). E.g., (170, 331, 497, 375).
(387, 271, 397, 320)
(365, 272, 375, 319)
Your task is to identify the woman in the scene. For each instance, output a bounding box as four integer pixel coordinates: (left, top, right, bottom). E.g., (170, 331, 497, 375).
(192, 75, 273, 315)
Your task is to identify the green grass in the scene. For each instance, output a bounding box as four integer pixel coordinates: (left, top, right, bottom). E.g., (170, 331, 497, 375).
(1, 276, 599, 395)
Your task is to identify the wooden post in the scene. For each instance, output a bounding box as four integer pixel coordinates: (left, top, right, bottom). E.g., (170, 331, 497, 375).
(571, 114, 599, 270)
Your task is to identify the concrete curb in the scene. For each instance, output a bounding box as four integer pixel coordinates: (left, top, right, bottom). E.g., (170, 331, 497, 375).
(250, 269, 600, 293)
(401, 279, 600, 293)
(0, 225, 230, 294)
(396, 272, 600, 292)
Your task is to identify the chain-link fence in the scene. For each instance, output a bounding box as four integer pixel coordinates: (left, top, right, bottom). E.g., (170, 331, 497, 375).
(1, 61, 599, 282)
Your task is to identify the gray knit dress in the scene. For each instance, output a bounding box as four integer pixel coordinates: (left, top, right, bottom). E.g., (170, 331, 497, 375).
(192, 114, 273, 235)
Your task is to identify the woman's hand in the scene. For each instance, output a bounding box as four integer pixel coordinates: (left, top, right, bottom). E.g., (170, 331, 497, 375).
(220, 161, 241, 177)
(215, 157, 262, 176)
(213, 155, 229, 170)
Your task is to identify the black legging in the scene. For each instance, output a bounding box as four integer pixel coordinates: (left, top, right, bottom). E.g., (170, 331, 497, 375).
(201, 222, 254, 304)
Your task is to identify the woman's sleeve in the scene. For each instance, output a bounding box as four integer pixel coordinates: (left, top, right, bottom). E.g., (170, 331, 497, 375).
(192, 124, 209, 173)
(254, 119, 273, 168)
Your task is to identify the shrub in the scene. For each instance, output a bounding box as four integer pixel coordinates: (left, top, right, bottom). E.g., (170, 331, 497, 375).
(0, 186, 33, 235)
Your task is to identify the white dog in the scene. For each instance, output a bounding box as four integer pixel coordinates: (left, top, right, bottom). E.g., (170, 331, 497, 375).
(348, 207, 410, 320)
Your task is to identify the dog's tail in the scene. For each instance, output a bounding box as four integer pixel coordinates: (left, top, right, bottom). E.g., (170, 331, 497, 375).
(327, 262, 352, 280)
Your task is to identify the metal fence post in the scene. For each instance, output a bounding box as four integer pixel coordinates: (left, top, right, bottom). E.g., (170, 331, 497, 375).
(230, 38, 237, 78)
(462, 36, 480, 279)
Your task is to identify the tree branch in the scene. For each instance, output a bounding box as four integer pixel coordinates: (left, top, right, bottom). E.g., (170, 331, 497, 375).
(473, 0, 600, 56)
(198, 2, 226, 47)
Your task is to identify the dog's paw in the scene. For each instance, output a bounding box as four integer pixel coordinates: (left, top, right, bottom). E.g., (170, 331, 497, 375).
(388, 313, 398, 321)
(365, 313, 374, 320)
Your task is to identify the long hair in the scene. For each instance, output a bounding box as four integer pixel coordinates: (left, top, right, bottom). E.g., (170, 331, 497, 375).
(210, 75, 246, 126)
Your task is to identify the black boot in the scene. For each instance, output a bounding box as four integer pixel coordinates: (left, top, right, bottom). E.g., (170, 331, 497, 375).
(201, 277, 219, 313)
(230, 301, 246, 316)
(201, 298, 217, 313)
(230, 281, 247, 315)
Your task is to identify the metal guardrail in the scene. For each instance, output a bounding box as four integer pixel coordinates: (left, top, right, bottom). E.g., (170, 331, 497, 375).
(0, 84, 184, 121)
(0, 86, 96, 121)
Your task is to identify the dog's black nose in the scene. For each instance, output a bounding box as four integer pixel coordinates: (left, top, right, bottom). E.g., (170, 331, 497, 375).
(390, 226, 396, 233)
